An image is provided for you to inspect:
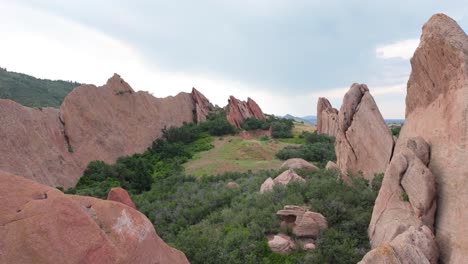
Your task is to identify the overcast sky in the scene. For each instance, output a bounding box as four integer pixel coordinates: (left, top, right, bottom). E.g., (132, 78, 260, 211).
(1, 1, 467, 118)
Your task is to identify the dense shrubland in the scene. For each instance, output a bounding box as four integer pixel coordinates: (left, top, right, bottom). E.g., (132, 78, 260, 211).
(276, 131, 336, 168)
(241, 116, 294, 138)
(67, 116, 379, 263)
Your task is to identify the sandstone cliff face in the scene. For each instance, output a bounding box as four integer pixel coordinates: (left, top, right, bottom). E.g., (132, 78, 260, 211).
(360, 137, 438, 264)
(316, 97, 339, 137)
(226, 96, 266, 128)
(396, 14, 468, 263)
(192, 87, 213, 123)
(0, 74, 210, 188)
(0, 170, 189, 264)
(335, 83, 394, 180)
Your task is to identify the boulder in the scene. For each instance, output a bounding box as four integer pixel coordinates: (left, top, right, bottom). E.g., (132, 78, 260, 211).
(260, 177, 275, 193)
(395, 13, 468, 263)
(281, 158, 319, 171)
(273, 169, 306, 185)
(316, 97, 339, 137)
(226, 181, 240, 188)
(267, 234, 295, 254)
(277, 205, 327, 238)
(0, 170, 189, 264)
(226, 96, 266, 128)
(325, 161, 339, 171)
(0, 74, 210, 188)
(335, 83, 394, 181)
(107, 187, 136, 209)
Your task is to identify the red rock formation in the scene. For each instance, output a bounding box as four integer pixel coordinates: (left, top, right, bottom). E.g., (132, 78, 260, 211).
(0, 74, 211, 188)
(334, 83, 394, 181)
(107, 187, 136, 209)
(281, 158, 319, 171)
(316, 97, 339, 137)
(396, 14, 468, 263)
(192, 87, 213, 123)
(226, 96, 266, 128)
(0, 170, 189, 264)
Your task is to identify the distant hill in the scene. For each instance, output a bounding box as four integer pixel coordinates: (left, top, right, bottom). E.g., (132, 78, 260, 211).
(0, 67, 80, 108)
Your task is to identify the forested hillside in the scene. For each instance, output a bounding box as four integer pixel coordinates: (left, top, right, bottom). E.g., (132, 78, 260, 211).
(0, 67, 80, 107)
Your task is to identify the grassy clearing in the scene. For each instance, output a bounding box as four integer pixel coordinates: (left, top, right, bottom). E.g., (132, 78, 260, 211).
(184, 136, 297, 177)
(292, 122, 316, 136)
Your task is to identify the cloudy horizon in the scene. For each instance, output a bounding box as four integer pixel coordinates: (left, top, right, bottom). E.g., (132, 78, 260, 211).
(1, 1, 467, 118)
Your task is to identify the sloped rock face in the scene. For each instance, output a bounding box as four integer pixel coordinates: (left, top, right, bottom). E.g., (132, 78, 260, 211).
(396, 14, 468, 263)
(0, 171, 189, 264)
(192, 87, 213, 123)
(0, 74, 209, 188)
(107, 187, 136, 209)
(260, 177, 275, 193)
(226, 96, 266, 128)
(267, 234, 295, 254)
(260, 170, 306, 193)
(360, 137, 438, 263)
(281, 158, 319, 171)
(335, 83, 394, 181)
(316, 97, 339, 137)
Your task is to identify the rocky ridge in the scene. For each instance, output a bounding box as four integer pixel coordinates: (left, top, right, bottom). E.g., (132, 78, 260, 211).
(226, 96, 266, 128)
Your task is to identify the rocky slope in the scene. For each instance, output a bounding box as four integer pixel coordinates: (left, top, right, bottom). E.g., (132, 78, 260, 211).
(396, 14, 468, 263)
(0, 74, 210, 188)
(316, 97, 338, 137)
(226, 96, 266, 128)
(0, 170, 189, 264)
(334, 83, 394, 181)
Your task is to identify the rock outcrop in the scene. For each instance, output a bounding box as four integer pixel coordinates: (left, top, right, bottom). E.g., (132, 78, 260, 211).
(277, 206, 327, 238)
(325, 161, 339, 171)
(260, 170, 306, 193)
(395, 14, 468, 263)
(0, 74, 211, 188)
(281, 158, 319, 171)
(226, 96, 266, 128)
(366, 137, 437, 250)
(0, 170, 189, 264)
(316, 97, 339, 137)
(334, 83, 394, 181)
(192, 87, 213, 123)
(107, 187, 136, 209)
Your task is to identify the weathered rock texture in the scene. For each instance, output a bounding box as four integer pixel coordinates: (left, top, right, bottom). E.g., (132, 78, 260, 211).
(277, 205, 327, 238)
(396, 14, 468, 263)
(316, 97, 339, 137)
(335, 83, 394, 180)
(226, 96, 266, 128)
(367, 137, 437, 253)
(267, 234, 295, 254)
(107, 187, 136, 209)
(192, 87, 213, 123)
(260, 170, 306, 193)
(281, 158, 319, 171)
(0, 170, 189, 264)
(0, 74, 210, 188)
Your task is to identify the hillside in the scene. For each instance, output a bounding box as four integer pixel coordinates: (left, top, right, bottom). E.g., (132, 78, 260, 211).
(0, 67, 80, 107)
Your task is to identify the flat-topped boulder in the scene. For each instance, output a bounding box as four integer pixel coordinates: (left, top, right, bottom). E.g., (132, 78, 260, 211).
(277, 205, 327, 238)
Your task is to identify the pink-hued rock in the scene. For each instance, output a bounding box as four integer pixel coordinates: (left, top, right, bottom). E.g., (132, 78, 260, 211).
(281, 158, 319, 171)
(325, 161, 339, 171)
(359, 226, 438, 264)
(335, 83, 394, 181)
(0, 74, 210, 188)
(277, 205, 327, 238)
(0, 170, 189, 264)
(368, 137, 436, 249)
(396, 14, 468, 263)
(260, 177, 275, 193)
(107, 187, 136, 209)
(192, 87, 213, 123)
(226, 96, 266, 128)
(273, 169, 306, 185)
(267, 234, 295, 254)
(316, 97, 339, 137)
